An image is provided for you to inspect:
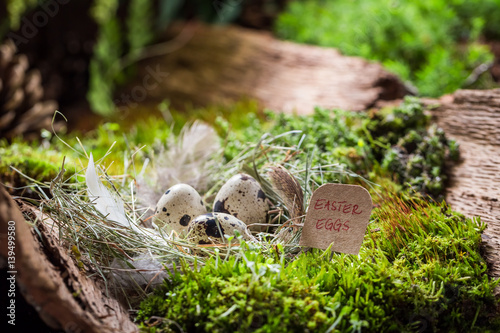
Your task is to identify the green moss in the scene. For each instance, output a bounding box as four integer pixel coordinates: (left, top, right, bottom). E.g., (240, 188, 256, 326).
(381, 124, 458, 197)
(138, 259, 332, 332)
(0, 115, 175, 183)
(0, 140, 77, 189)
(136, 199, 499, 332)
(221, 97, 457, 198)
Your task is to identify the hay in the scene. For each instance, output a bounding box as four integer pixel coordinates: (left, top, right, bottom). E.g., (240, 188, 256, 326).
(18, 123, 375, 306)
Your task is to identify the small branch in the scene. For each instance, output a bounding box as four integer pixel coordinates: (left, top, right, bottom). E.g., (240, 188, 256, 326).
(463, 62, 493, 87)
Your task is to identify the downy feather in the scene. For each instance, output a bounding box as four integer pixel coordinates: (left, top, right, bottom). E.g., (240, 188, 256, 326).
(136, 121, 221, 217)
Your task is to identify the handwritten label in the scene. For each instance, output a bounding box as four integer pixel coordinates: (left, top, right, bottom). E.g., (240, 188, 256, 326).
(299, 184, 372, 254)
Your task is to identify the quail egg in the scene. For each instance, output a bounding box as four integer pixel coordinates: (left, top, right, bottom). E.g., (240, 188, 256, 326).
(153, 184, 206, 236)
(213, 173, 270, 231)
(187, 212, 256, 245)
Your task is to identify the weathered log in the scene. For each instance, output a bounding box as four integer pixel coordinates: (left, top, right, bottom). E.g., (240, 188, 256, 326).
(430, 89, 500, 282)
(0, 184, 137, 333)
(126, 23, 407, 114)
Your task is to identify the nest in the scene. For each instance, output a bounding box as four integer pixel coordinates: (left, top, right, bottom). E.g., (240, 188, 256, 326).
(1, 123, 373, 331)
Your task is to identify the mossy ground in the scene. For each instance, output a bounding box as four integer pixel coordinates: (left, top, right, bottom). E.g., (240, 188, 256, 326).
(2, 98, 499, 331)
(136, 197, 499, 332)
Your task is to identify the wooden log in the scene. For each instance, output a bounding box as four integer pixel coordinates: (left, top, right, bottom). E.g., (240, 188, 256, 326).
(430, 89, 500, 282)
(0, 184, 137, 333)
(127, 22, 408, 114)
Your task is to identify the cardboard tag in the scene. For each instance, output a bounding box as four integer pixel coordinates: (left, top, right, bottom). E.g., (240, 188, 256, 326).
(299, 184, 372, 254)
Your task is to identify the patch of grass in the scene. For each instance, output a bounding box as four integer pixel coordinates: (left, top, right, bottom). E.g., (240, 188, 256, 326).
(136, 197, 499, 332)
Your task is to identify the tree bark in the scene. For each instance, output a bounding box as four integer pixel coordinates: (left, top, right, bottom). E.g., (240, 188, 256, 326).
(0, 184, 137, 333)
(430, 89, 500, 284)
(126, 22, 408, 114)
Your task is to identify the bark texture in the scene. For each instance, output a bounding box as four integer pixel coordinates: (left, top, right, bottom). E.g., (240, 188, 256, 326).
(0, 184, 137, 333)
(430, 89, 500, 281)
(129, 23, 407, 114)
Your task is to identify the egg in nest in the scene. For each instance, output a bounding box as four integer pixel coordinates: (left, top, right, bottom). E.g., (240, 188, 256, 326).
(213, 173, 270, 231)
(154, 184, 206, 236)
(187, 212, 256, 245)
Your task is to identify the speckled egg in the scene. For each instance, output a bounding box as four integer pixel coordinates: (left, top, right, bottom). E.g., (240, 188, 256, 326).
(187, 212, 256, 245)
(213, 173, 270, 231)
(153, 184, 206, 236)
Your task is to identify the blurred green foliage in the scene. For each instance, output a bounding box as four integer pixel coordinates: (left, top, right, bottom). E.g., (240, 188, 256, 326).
(88, 0, 154, 115)
(4, 0, 37, 30)
(275, 0, 498, 97)
(1, 0, 248, 116)
(136, 199, 499, 332)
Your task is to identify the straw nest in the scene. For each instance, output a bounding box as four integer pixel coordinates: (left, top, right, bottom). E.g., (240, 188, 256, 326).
(18, 121, 371, 307)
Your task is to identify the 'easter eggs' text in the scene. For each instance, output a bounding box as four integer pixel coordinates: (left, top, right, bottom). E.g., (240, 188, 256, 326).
(315, 218, 350, 232)
(313, 199, 363, 215)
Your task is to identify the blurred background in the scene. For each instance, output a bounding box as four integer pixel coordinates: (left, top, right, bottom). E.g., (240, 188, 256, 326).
(0, 0, 289, 136)
(0, 0, 499, 139)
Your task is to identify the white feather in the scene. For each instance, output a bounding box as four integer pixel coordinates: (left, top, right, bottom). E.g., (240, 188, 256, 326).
(86, 153, 133, 229)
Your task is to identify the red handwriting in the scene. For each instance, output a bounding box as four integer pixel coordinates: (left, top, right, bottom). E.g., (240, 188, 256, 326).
(315, 219, 350, 232)
(313, 199, 363, 215)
